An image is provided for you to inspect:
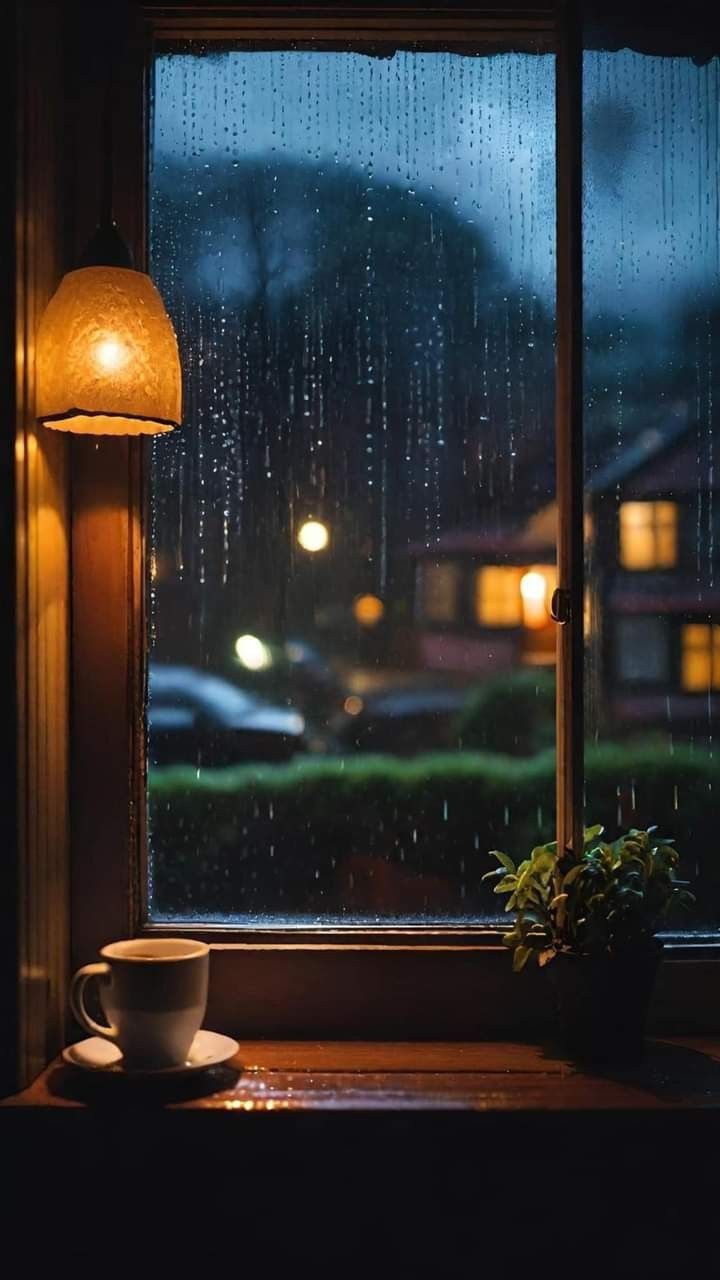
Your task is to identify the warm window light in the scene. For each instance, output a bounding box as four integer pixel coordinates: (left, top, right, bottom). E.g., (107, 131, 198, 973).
(520, 566, 556, 630)
(520, 570, 546, 601)
(681, 623, 720, 692)
(619, 501, 677, 570)
(297, 519, 330, 553)
(36, 226, 182, 436)
(353, 594, 385, 627)
(475, 566, 523, 627)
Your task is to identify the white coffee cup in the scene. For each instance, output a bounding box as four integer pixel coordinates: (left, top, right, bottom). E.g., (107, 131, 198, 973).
(69, 938, 210, 1069)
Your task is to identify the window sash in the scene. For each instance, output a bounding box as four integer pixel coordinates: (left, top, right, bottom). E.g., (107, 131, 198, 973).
(64, 5, 720, 1037)
(71, 3, 580, 965)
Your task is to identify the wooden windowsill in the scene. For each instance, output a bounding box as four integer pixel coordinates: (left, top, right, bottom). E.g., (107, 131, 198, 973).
(5, 1036, 720, 1113)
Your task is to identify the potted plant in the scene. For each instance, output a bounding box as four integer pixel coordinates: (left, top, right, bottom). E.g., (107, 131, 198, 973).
(484, 824, 695, 1065)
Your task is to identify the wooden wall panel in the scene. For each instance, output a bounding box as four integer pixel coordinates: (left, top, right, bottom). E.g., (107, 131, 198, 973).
(11, 0, 71, 1090)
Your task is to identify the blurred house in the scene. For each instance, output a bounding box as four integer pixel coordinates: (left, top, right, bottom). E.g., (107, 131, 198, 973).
(409, 504, 557, 677)
(410, 423, 720, 735)
(588, 422, 720, 734)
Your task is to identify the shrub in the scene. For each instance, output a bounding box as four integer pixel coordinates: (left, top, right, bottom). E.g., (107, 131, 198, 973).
(454, 669, 555, 756)
(148, 743, 718, 923)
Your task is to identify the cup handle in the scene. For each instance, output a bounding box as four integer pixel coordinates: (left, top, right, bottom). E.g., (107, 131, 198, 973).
(69, 963, 118, 1042)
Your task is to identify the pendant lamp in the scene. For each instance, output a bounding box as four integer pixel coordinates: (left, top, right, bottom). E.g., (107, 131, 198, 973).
(36, 39, 181, 436)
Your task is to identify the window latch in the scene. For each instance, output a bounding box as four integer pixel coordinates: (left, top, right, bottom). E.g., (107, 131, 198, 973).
(551, 587, 571, 624)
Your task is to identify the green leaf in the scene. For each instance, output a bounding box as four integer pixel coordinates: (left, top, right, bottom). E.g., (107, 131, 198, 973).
(489, 850, 516, 874)
(493, 876, 518, 894)
(584, 824, 604, 843)
(512, 945, 533, 972)
(562, 864, 585, 889)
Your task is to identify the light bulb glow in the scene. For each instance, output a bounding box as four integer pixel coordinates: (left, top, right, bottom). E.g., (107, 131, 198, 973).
(297, 519, 329, 553)
(520, 571, 547, 603)
(94, 338, 127, 371)
(520, 567, 554, 630)
(235, 634, 272, 670)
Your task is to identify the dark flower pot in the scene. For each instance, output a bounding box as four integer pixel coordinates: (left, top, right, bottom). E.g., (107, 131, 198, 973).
(547, 941, 663, 1066)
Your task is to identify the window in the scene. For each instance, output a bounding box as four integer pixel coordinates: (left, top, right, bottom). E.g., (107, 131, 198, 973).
(615, 618, 669, 683)
(148, 38, 557, 925)
(519, 565, 556, 630)
(681, 623, 720, 692)
(50, 6, 720, 1039)
(619, 501, 678, 570)
(418, 562, 461, 625)
(584, 35, 720, 940)
(474, 567, 523, 627)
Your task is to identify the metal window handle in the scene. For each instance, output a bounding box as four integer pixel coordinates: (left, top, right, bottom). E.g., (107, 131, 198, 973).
(551, 588, 571, 624)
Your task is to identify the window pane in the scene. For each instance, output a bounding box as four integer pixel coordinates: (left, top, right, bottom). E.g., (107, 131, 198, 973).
(419, 562, 460, 624)
(148, 46, 556, 924)
(475, 566, 523, 626)
(681, 625, 712, 692)
(619, 501, 678, 569)
(615, 617, 669, 683)
(584, 43, 720, 929)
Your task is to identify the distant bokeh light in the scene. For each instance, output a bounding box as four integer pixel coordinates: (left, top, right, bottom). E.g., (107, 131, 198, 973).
(353, 594, 385, 627)
(235, 633, 272, 670)
(297, 519, 330, 553)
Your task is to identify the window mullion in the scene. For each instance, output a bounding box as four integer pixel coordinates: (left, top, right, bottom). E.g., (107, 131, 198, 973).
(554, 0, 584, 860)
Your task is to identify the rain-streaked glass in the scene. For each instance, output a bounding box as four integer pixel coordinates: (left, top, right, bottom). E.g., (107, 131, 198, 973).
(583, 48, 720, 930)
(148, 48, 556, 923)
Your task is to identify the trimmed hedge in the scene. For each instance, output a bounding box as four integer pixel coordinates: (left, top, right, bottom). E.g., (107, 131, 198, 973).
(148, 744, 719, 924)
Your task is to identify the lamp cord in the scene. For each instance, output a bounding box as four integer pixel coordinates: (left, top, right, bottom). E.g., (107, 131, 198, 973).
(78, 3, 133, 268)
(101, 15, 115, 229)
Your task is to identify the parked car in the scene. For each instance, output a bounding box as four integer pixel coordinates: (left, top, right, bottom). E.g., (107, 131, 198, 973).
(328, 685, 470, 756)
(148, 664, 306, 766)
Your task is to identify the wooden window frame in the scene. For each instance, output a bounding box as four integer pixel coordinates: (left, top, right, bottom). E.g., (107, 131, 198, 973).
(65, 2, 720, 1038)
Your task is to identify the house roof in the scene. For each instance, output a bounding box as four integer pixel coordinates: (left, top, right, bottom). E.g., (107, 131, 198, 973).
(408, 527, 555, 560)
(586, 420, 690, 494)
(411, 421, 708, 560)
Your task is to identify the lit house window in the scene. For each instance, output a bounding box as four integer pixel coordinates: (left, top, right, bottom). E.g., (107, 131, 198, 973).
(519, 565, 556, 629)
(619, 501, 677, 570)
(681, 623, 720, 692)
(475, 567, 522, 627)
(419, 562, 460, 624)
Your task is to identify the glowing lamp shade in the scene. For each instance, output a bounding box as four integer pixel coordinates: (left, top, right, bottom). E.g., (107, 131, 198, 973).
(36, 266, 181, 436)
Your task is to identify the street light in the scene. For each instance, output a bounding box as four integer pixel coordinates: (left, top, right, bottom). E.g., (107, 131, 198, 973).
(297, 519, 330, 553)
